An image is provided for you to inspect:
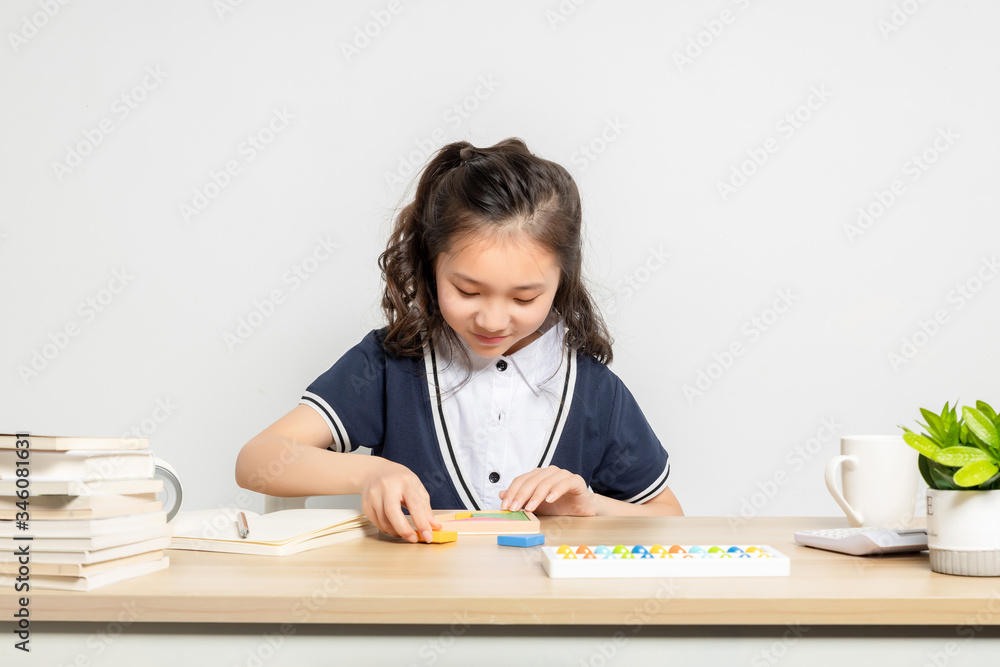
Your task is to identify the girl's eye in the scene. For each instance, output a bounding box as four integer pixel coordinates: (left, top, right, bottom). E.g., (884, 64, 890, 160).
(456, 287, 478, 297)
(515, 296, 539, 304)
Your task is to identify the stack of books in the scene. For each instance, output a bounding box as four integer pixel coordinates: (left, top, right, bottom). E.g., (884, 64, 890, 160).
(0, 434, 171, 591)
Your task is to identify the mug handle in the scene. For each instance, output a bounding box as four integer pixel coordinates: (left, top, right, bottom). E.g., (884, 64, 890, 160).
(825, 455, 863, 526)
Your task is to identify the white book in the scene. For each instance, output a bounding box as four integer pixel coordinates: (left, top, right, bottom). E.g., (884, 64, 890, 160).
(0, 478, 163, 497)
(0, 492, 159, 511)
(0, 500, 162, 520)
(170, 508, 375, 556)
(0, 434, 149, 451)
(0, 549, 165, 576)
(0, 449, 155, 482)
(0, 555, 169, 591)
(0, 535, 172, 565)
(0, 511, 167, 537)
(0, 524, 172, 552)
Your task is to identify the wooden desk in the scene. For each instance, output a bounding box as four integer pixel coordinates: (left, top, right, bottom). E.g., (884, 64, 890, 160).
(4, 517, 1000, 666)
(5, 516, 999, 625)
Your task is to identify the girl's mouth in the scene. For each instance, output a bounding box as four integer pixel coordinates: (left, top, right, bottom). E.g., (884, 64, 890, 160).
(473, 333, 507, 345)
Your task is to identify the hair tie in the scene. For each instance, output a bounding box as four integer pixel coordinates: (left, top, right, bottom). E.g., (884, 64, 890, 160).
(459, 146, 486, 162)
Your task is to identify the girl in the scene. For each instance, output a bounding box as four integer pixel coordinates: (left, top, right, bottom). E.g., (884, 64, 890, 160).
(235, 138, 683, 543)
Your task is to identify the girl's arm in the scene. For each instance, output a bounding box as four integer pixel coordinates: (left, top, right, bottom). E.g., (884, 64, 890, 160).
(592, 486, 684, 517)
(234, 405, 441, 541)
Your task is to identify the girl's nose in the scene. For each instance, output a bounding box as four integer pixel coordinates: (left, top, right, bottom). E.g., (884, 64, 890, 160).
(475, 300, 510, 332)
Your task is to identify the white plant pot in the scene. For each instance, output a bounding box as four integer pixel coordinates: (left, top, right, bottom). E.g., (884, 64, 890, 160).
(926, 489, 1000, 576)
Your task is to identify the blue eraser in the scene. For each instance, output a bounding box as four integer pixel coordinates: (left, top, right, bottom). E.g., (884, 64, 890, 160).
(497, 534, 545, 547)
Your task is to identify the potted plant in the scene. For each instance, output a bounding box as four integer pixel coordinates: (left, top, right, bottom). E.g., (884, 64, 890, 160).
(901, 400, 1000, 576)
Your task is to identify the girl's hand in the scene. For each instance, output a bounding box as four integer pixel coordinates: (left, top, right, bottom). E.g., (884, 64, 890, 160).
(359, 459, 441, 542)
(498, 466, 598, 517)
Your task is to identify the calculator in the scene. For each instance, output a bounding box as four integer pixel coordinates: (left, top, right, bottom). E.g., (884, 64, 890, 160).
(793, 528, 928, 556)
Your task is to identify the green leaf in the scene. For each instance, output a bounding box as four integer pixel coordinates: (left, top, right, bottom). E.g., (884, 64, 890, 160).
(976, 401, 998, 423)
(945, 422, 960, 448)
(941, 401, 951, 420)
(964, 407, 1000, 450)
(920, 409, 947, 443)
(902, 431, 941, 458)
(931, 446, 992, 467)
(929, 462, 960, 490)
(954, 460, 1000, 487)
(980, 470, 1000, 491)
(917, 454, 935, 489)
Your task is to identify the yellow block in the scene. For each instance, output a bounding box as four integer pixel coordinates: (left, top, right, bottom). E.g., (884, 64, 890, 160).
(428, 530, 458, 544)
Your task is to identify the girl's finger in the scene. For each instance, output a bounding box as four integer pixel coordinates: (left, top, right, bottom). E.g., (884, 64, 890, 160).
(524, 473, 572, 511)
(508, 469, 558, 511)
(403, 491, 440, 543)
(384, 502, 418, 542)
(503, 466, 564, 510)
(364, 498, 390, 536)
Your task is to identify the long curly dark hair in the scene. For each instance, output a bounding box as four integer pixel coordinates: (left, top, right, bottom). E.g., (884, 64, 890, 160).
(378, 138, 614, 364)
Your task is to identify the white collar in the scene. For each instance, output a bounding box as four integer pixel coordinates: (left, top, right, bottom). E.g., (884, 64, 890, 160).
(436, 310, 566, 396)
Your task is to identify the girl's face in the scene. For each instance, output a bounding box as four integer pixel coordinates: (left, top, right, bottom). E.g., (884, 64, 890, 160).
(435, 231, 561, 357)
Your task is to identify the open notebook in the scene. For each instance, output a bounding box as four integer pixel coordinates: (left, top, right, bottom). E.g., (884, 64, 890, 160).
(169, 508, 376, 556)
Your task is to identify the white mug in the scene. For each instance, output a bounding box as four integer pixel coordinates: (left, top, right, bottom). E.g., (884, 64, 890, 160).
(824, 435, 919, 528)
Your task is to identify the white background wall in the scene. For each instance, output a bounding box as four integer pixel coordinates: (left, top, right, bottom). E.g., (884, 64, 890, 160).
(2, 0, 998, 520)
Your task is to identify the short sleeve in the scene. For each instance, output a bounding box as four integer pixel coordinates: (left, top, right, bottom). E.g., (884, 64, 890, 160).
(589, 377, 670, 503)
(299, 330, 387, 453)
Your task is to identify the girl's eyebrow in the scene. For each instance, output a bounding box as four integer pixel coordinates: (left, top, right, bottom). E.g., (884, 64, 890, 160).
(451, 272, 544, 291)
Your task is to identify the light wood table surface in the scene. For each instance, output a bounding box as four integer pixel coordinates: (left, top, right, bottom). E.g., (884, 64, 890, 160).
(5, 516, 999, 626)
